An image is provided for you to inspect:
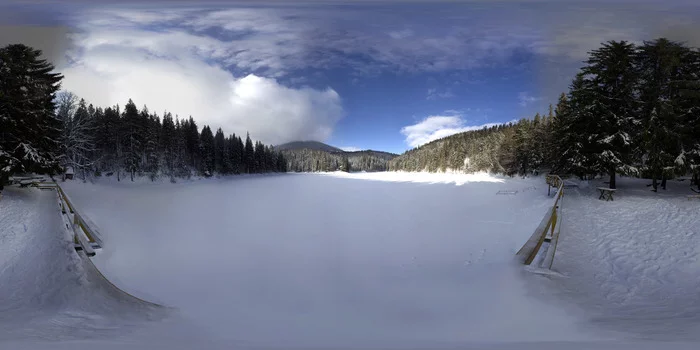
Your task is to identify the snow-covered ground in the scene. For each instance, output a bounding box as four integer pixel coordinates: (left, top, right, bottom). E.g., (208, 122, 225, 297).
(534, 177, 700, 341)
(2, 172, 700, 349)
(0, 186, 168, 343)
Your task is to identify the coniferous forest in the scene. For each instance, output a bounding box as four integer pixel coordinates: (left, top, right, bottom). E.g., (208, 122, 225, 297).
(0, 44, 287, 186)
(389, 38, 700, 189)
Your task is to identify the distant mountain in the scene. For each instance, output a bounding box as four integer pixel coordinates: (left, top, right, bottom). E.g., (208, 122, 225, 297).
(274, 141, 343, 153)
(275, 141, 398, 172)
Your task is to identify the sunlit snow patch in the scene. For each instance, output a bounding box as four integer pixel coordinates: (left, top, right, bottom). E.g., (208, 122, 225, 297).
(320, 170, 505, 185)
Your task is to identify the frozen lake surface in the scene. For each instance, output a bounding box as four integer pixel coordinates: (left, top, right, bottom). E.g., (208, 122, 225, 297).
(60, 172, 598, 347)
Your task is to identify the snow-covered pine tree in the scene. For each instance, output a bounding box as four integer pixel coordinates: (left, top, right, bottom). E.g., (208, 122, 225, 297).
(254, 141, 265, 173)
(173, 116, 189, 178)
(580, 41, 640, 188)
(0, 44, 63, 188)
(144, 109, 160, 180)
(102, 105, 122, 179)
(675, 45, 700, 184)
(184, 116, 200, 170)
(223, 134, 235, 174)
(244, 133, 254, 174)
(199, 125, 215, 176)
(121, 99, 142, 181)
(552, 74, 597, 178)
(234, 135, 244, 174)
(213, 128, 225, 174)
(160, 112, 176, 177)
(636, 38, 690, 190)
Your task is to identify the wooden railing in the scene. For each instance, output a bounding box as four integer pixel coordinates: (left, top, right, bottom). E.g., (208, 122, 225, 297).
(36, 182, 102, 256)
(515, 175, 564, 269)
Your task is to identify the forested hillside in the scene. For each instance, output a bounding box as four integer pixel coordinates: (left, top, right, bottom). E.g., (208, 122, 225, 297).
(56, 95, 287, 181)
(280, 145, 397, 172)
(390, 38, 700, 189)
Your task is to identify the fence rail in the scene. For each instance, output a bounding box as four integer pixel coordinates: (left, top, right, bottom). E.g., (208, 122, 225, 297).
(36, 182, 102, 256)
(515, 175, 564, 270)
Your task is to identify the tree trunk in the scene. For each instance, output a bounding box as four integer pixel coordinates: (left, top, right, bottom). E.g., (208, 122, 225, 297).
(609, 167, 616, 189)
(661, 173, 667, 190)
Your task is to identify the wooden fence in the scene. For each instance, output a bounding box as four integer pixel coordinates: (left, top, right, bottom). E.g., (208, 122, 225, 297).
(35, 182, 102, 256)
(515, 175, 564, 270)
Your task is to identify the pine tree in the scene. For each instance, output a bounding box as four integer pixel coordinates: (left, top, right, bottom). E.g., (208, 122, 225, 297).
(0, 44, 63, 188)
(184, 116, 200, 170)
(244, 133, 254, 173)
(144, 110, 160, 180)
(234, 135, 244, 174)
(223, 135, 234, 174)
(214, 128, 225, 173)
(199, 125, 215, 176)
(636, 38, 692, 190)
(670, 43, 700, 184)
(121, 99, 142, 181)
(173, 117, 189, 178)
(160, 112, 176, 177)
(580, 41, 639, 188)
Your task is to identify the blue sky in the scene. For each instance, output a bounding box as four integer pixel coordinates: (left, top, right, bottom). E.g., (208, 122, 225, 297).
(2, 0, 700, 154)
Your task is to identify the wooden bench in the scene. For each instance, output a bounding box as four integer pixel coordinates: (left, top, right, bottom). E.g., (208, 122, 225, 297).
(688, 195, 700, 201)
(597, 187, 616, 201)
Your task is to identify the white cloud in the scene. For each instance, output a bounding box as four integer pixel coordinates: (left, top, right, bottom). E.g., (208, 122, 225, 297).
(60, 19, 343, 145)
(388, 29, 414, 39)
(340, 146, 362, 152)
(401, 114, 511, 148)
(518, 92, 541, 107)
(426, 88, 455, 100)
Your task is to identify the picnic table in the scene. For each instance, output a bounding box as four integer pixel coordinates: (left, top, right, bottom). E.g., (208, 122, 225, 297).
(597, 187, 616, 201)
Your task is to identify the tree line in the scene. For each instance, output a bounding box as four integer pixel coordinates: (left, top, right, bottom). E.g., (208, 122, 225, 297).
(390, 38, 700, 189)
(281, 149, 395, 172)
(0, 44, 287, 188)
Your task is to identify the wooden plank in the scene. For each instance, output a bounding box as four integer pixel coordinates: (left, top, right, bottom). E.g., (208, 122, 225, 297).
(76, 213, 104, 247)
(542, 203, 563, 270)
(74, 211, 102, 246)
(56, 186, 75, 214)
(516, 179, 563, 267)
(516, 199, 557, 264)
(73, 222, 95, 257)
